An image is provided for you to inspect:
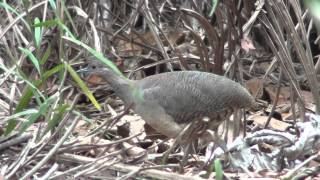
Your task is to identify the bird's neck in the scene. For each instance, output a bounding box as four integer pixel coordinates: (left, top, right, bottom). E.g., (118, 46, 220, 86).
(99, 69, 137, 106)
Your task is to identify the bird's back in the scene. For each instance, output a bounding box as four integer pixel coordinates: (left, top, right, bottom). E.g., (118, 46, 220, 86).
(135, 71, 253, 124)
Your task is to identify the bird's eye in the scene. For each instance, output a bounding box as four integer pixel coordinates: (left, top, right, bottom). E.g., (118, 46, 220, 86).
(91, 65, 96, 69)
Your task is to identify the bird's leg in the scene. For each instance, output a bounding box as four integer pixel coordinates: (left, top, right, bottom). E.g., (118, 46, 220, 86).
(161, 121, 195, 165)
(161, 124, 189, 164)
(206, 129, 228, 152)
(178, 143, 194, 173)
(202, 130, 229, 169)
(215, 131, 228, 152)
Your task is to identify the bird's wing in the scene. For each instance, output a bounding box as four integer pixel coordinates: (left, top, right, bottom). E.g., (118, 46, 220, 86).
(139, 73, 227, 124)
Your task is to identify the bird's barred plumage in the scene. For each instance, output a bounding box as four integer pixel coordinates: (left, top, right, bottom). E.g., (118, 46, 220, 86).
(85, 60, 254, 141)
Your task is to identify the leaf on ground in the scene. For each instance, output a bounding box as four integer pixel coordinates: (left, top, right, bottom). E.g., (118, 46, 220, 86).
(117, 115, 146, 141)
(122, 142, 147, 163)
(249, 114, 291, 131)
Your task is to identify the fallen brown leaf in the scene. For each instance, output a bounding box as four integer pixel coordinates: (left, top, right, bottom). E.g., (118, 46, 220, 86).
(250, 114, 291, 131)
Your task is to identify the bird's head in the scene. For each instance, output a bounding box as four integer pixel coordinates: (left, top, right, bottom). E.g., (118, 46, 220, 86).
(78, 59, 129, 84)
(78, 60, 112, 76)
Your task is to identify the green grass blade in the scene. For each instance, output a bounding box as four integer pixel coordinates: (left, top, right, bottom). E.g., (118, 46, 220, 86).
(48, 0, 57, 10)
(214, 159, 223, 180)
(5, 121, 17, 136)
(0, 63, 44, 99)
(72, 110, 92, 124)
(62, 36, 125, 78)
(305, 0, 320, 18)
(40, 44, 52, 65)
(209, 0, 219, 17)
(15, 64, 64, 113)
(19, 47, 42, 77)
(19, 95, 56, 134)
(64, 62, 101, 110)
(4, 109, 38, 135)
(33, 19, 59, 28)
(15, 80, 42, 114)
(4, 109, 38, 121)
(43, 104, 69, 136)
(58, 22, 76, 39)
(43, 63, 64, 79)
(34, 17, 41, 48)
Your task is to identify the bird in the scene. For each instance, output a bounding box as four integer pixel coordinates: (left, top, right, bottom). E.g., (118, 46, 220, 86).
(81, 59, 254, 154)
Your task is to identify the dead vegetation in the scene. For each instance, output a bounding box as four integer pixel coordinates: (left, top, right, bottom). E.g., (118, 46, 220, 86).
(1, 0, 320, 179)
